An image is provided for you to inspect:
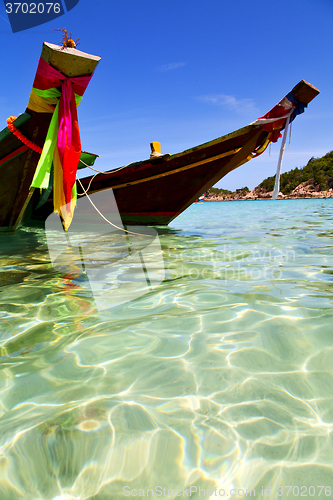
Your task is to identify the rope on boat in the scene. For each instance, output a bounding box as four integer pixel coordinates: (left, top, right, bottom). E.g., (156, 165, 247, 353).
(77, 158, 141, 196)
(76, 175, 149, 237)
(250, 111, 293, 125)
(76, 161, 110, 197)
(78, 158, 141, 176)
(253, 105, 295, 200)
(272, 111, 292, 200)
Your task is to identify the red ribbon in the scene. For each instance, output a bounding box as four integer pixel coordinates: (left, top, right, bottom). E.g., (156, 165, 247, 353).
(257, 102, 293, 143)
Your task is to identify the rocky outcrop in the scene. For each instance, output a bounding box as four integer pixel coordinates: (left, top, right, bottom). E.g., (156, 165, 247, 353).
(204, 188, 283, 201)
(288, 182, 333, 198)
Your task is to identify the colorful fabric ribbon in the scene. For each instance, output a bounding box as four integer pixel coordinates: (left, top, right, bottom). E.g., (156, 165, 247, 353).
(256, 96, 295, 143)
(29, 57, 92, 230)
(285, 90, 307, 123)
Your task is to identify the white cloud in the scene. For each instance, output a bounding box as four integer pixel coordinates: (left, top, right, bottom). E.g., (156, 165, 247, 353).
(196, 93, 259, 115)
(158, 62, 187, 72)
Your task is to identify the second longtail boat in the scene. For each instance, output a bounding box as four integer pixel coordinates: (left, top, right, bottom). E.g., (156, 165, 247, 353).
(31, 83, 320, 226)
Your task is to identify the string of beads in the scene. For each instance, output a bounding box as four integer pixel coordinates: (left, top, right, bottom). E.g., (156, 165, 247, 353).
(6, 116, 43, 154)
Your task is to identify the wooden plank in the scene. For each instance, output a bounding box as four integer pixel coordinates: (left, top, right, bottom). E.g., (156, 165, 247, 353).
(292, 80, 320, 104)
(78, 151, 100, 169)
(41, 42, 101, 77)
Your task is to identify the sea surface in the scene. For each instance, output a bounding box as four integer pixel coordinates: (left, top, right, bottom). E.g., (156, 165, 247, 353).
(0, 198, 333, 500)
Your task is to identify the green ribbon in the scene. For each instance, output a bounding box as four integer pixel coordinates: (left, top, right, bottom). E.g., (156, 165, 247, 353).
(30, 93, 83, 190)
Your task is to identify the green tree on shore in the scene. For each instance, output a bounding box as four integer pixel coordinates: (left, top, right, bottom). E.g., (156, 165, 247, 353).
(260, 151, 333, 194)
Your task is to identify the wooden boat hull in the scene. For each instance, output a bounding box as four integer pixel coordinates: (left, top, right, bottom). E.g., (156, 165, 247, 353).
(31, 80, 320, 226)
(0, 111, 50, 230)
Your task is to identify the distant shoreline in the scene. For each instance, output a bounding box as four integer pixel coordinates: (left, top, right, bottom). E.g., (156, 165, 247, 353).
(204, 183, 333, 202)
(203, 195, 333, 201)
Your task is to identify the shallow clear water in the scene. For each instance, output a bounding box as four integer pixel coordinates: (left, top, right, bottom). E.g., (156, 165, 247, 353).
(0, 199, 333, 500)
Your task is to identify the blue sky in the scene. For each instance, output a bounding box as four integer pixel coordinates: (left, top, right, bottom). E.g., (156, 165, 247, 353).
(0, 0, 332, 190)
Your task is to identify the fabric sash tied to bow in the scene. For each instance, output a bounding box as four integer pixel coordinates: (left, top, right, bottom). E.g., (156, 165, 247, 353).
(30, 57, 92, 230)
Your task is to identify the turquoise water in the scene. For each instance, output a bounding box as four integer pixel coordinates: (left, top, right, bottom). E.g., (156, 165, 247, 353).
(0, 199, 333, 499)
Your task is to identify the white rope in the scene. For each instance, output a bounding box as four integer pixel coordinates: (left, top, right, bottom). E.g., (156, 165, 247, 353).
(77, 158, 146, 197)
(77, 159, 115, 197)
(77, 151, 169, 195)
(77, 170, 100, 196)
(80, 163, 105, 173)
(76, 175, 148, 237)
(79, 158, 138, 174)
(251, 111, 292, 126)
(272, 111, 292, 200)
(251, 97, 294, 126)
